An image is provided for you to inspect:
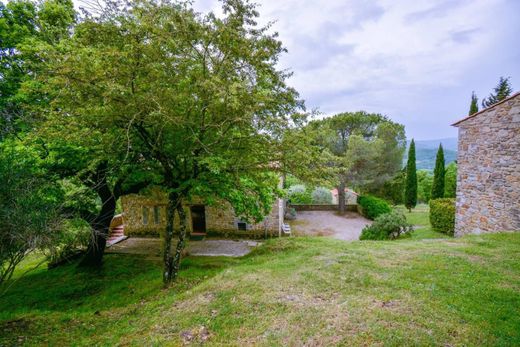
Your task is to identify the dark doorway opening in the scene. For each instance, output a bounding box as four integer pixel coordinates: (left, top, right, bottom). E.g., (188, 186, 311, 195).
(190, 205, 206, 240)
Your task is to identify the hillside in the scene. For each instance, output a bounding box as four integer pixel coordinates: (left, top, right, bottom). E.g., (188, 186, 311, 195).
(405, 138, 458, 171)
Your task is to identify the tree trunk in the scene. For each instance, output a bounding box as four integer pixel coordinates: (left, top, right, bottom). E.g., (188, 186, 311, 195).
(79, 174, 117, 268)
(163, 192, 177, 284)
(171, 201, 188, 282)
(338, 181, 346, 214)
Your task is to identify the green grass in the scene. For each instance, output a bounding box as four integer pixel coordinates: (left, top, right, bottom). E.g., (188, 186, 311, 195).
(395, 204, 447, 240)
(2, 233, 520, 346)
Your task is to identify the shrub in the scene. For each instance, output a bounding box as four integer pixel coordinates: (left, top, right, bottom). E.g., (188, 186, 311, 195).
(357, 195, 392, 220)
(48, 218, 91, 268)
(0, 143, 63, 286)
(311, 187, 332, 204)
(287, 185, 312, 204)
(429, 198, 455, 235)
(360, 211, 413, 240)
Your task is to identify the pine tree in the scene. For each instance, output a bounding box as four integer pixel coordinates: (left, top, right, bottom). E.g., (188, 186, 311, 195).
(404, 139, 417, 212)
(431, 144, 445, 200)
(469, 91, 479, 115)
(481, 77, 513, 108)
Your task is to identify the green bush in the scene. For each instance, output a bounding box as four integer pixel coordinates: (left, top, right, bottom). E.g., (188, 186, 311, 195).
(429, 198, 455, 235)
(360, 211, 413, 240)
(287, 185, 312, 204)
(311, 187, 332, 204)
(357, 195, 392, 220)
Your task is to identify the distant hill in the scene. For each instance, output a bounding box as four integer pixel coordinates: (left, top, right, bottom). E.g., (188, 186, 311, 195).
(404, 138, 458, 171)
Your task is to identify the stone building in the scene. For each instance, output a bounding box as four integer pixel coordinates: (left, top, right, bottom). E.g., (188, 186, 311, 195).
(120, 190, 285, 239)
(452, 91, 520, 236)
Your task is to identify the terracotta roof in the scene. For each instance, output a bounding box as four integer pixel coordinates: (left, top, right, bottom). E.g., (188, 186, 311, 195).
(451, 91, 520, 127)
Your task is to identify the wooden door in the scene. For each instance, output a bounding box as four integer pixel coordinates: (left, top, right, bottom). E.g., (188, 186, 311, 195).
(190, 205, 206, 235)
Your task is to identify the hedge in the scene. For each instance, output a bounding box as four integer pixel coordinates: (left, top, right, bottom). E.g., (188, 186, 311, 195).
(429, 198, 455, 235)
(357, 195, 392, 220)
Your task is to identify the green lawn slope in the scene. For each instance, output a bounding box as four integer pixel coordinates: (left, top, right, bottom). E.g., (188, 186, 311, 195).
(1, 232, 519, 346)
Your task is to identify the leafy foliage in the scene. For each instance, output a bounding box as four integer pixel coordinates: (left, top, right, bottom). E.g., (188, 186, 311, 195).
(444, 162, 457, 198)
(287, 185, 312, 204)
(357, 195, 392, 220)
(39, 0, 304, 282)
(0, 0, 75, 138)
(404, 139, 417, 211)
(0, 140, 63, 286)
(431, 144, 445, 200)
(360, 211, 413, 240)
(417, 170, 433, 203)
(429, 198, 455, 235)
(482, 77, 513, 108)
(374, 170, 405, 205)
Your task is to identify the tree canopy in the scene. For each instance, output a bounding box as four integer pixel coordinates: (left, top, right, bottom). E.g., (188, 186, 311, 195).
(309, 111, 406, 213)
(481, 77, 513, 108)
(38, 0, 304, 283)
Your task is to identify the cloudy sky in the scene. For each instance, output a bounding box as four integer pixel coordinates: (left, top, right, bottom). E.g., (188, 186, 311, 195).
(192, 0, 520, 140)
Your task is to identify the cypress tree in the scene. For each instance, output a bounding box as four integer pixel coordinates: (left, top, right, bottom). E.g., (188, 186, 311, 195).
(404, 139, 417, 212)
(469, 91, 479, 115)
(431, 144, 445, 200)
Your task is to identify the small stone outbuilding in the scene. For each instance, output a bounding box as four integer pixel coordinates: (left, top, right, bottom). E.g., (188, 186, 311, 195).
(120, 191, 285, 239)
(452, 91, 520, 236)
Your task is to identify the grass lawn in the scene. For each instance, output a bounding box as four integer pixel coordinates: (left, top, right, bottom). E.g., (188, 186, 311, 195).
(395, 204, 447, 240)
(2, 233, 520, 346)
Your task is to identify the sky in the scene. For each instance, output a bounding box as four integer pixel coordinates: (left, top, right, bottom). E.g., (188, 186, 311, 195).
(190, 0, 520, 140)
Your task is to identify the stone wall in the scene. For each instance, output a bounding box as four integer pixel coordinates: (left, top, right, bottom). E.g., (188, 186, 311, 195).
(292, 204, 357, 212)
(454, 93, 520, 236)
(121, 191, 282, 239)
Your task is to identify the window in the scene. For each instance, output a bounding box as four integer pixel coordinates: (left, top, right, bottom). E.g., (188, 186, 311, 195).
(142, 206, 149, 225)
(237, 221, 247, 231)
(154, 206, 160, 225)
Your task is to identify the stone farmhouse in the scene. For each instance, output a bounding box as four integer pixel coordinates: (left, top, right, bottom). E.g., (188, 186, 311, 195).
(452, 91, 520, 236)
(118, 190, 285, 240)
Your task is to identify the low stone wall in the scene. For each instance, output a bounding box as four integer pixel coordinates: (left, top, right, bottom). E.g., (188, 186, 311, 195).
(292, 204, 357, 212)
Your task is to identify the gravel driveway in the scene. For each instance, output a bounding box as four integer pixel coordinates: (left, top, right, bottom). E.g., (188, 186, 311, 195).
(289, 211, 371, 241)
(107, 238, 260, 258)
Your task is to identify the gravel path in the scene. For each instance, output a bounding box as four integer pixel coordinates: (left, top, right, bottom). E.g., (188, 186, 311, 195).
(289, 211, 371, 241)
(107, 238, 260, 257)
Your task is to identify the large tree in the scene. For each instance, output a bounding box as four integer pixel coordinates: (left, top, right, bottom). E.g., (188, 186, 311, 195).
(4, 0, 151, 268)
(40, 0, 303, 284)
(431, 144, 445, 200)
(404, 139, 417, 212)
(310, 112, 406, 213)
(481, 77, 513, 108)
